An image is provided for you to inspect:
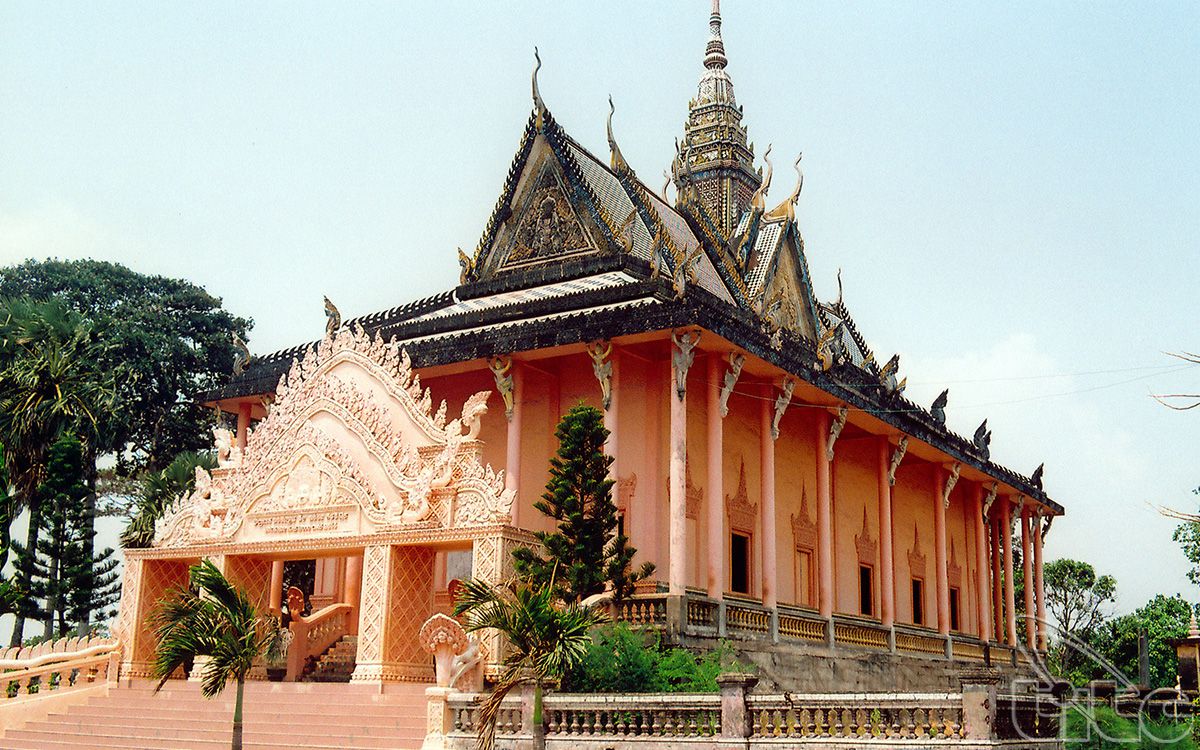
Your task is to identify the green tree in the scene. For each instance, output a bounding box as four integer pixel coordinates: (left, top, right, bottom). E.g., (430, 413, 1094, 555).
(1041, 558, 1116, 679)
(0, 259, 252, 480)
(454, 574, 608, 750)
(122, 451, 217, 548)
(152, 560, 283, 750)
(512, 404, 653, 604)
(0, 297, 119, 643)
(1087, 594, 1194, 689)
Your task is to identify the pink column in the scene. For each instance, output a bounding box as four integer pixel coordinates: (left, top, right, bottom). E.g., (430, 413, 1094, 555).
(972, 485, 993, 642)
(1034, 513, 1047, 651)
(605, 351, 620, 467)
(815, 412, 834, 619)
(1001, 501, 1017, 645)
(705, 355, 725, 600)
(759, 389, 778, 610)
(269, 559, 284, 616)
(669, 359, 689, 596)
(933, 467, 950, 635)
(990, 516, 1003, 641)
(1021, 509, 1036, 650)
(877, 439, 895, 628)
(506, 363, 523, 528)
(236, 401, 252, 449)
(343, 554, 362, 636)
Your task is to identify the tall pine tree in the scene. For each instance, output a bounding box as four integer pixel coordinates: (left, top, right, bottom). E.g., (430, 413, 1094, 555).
(513, 404, 653, 605)
(21, 434, 120, 638)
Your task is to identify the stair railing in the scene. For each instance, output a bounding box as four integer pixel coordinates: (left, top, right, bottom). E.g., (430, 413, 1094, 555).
(285, 603, 353, 681)
(0, 636, 120, 703)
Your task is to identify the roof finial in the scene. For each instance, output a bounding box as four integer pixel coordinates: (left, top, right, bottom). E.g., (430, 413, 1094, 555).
(705, 0, 728, 70)
(532, 47, 546, 128)
(607, 95, 630, 173)
(766, 153, 805, 221)
(750, 144, 773, 211)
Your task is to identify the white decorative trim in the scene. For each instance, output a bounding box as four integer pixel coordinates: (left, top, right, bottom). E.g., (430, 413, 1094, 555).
(888, 436, 908, 487)
(942, 462, 961, 508)
(718, 352, 745, 418)
(771, 378, 795, 440)
(826, 405, 848, 462)
(671, 329, 700, 401)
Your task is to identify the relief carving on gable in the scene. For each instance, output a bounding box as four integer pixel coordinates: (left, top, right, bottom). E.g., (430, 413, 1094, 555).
(501, 167, 594, 268)
(153, 326, 515, 549)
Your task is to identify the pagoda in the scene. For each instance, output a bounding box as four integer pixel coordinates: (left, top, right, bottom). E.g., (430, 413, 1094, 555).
(115, 0, 1061, 693)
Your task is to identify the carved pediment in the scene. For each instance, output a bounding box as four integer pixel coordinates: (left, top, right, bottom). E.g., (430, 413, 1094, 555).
(153, 326, 514, 549)
(854, 506, 877, 565)
(908, 525, 927, 577)
(791, 484, 816, 551)
(726, 458, 756, 532)
(499, 164, 596, 270)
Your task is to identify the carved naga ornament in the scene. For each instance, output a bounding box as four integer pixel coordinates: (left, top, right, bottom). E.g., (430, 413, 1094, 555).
(982, 482, 999, 519)
(323, 296, 341, 337)
(488, 355, 515, 422)
(152, 326, 514, 549)
(771, 378, 795, 440)
(585, 340, 614, 411)
(887, 436, 908, 487)
(718, 352, 745, 418)
(942, 462, 961, 508)
(826, 405, 849, 462)
(671, 330, 701, 401)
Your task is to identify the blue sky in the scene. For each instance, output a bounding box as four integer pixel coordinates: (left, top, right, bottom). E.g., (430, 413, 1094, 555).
(1, 1, 1197, 616)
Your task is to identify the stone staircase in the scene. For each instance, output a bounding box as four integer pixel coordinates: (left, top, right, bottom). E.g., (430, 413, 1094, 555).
(0, 680, 429, 749)
(303, 635, 358, 683)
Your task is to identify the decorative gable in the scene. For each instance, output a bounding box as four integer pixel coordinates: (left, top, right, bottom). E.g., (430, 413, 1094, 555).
(496, 160, 597, 271)
(791, 484, 817, 551)
(726, 459, 757, 532)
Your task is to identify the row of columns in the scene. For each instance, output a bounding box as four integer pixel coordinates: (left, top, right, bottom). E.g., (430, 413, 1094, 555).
(488, 339, 1050, 652)
(664, 340, 1049, 649)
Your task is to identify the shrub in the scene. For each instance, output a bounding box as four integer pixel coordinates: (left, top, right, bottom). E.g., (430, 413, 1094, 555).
(561, 622, 751, 694)
(1065, 704, 1195, 749)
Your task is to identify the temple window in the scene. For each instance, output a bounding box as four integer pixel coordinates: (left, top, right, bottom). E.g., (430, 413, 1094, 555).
(730, 531, 751, 595)
(794, 549, 814, 606)
(949, 587, 961, 631)
(858, 565, 874, 617)
(911, 578, 925, 626)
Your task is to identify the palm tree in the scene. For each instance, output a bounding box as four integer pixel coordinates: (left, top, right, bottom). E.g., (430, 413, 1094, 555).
(152, 560, 283, 750)
(454, 573, 608, 750)
(0, 297, 119, 643)
(122, 451, 217, 548)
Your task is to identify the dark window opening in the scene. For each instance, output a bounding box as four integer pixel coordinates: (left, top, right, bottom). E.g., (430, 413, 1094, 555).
(616, 513, 625, 540)
(859, 565, 874, 616)
(911, 578, 925, 626)
(796, 550, 813, 606)
(731, 533, 751, 595)
(949, 587, 961, 631)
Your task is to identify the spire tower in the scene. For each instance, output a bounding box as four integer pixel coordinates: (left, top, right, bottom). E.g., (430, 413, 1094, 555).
(674, 0, 761, 239)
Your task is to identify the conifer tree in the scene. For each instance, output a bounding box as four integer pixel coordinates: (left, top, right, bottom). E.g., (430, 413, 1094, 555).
(513, 404, 653, 605)
(19, 434, 119, 637)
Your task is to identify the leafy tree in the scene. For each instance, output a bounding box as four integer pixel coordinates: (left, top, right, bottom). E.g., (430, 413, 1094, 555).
(0, 259, 252, 481)
(1087, 594, 1195, 689)
(122, 451, 216, 548)
(152, 560, 284, 750)
(1041, 558, 1116, 679)
(512, 404, 653, 605)
(454, 574, 608, 750)
(0, 297, 119, 643)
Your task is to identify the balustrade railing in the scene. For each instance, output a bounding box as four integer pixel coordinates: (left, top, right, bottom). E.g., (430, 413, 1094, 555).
(995, 695, 1061, 740)
(725, 599, 770, 635)
(613, 595, 666, 628)
(443, 688, 1059, 746)
(0, 636, 119, 703)
(544, 694, 721, 738)
(894, 626, 948, 657)
(286, 602, 352, 681)
(777, 606, 826, 642)
(747, 693, 964, 740)
(832, 615, 889, 651)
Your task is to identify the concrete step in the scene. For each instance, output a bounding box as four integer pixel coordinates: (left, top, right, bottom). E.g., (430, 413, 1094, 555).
(1, 682, 430, 750)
